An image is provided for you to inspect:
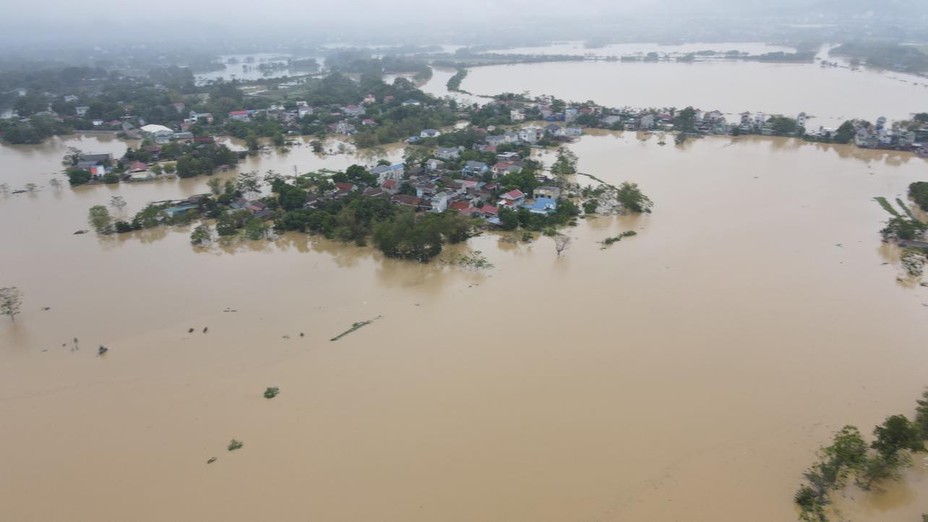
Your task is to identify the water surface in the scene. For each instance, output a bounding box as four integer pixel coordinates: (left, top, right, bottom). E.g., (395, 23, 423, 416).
(1, 133, 927, 521)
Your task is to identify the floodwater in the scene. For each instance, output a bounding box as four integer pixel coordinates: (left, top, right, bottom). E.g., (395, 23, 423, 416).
(486, 41, 796, 57)
(461, 58, 928, 127)
(195, 54, 321, 84)
(419, 67, 488, 107)
(1, 132, 928, 522)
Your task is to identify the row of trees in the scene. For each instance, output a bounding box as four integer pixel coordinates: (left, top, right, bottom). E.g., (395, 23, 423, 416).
(795, 389, 928, 521)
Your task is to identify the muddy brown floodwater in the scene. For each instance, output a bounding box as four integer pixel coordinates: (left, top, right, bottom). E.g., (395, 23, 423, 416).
(1, 132, 927, 521)
(458, 58, 928, 128)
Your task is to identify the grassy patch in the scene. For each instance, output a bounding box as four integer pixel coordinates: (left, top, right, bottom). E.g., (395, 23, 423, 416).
(600, 230, 638, 249)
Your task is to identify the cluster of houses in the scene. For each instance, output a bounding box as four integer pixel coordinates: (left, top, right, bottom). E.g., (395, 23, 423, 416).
(851, 116, 928, 151)
(299, 143, 564, 225)
(504, 95, 928, 152)
(71, 150, 157, 181)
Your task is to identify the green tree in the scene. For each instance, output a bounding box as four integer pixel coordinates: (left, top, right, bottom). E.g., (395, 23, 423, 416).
(132, 205, 166, 229)
(795, 425, 869, 520)
(769, 115, 799, 135)
(834, 121, 855, 144)
(88, 205, 114, 234)
(376, 213, 441, 261)
(0, 286, 23, 322)
(216, 212, 238, 237)
(909, 182, 928, 213)
(821, 426, 868, 483)
(275, 183, 308, 211)
(245, 133, 260, 151)
(794, 484, 827, 522)
(616, 182, 653, 213)
(498, 207, 519, 230)
(67, 169, 93, 186)
(215, 210, 250, 237)
(872, 415, 925, 457)
(673, 106, 697, 132)
(856, 451, 909, 491)
(915, 389, 928, 440)
(244, 218, 268, 240)
(550, 148, 578, 178)
(190, 224, 211, 245)
(207, 177, 223, 195)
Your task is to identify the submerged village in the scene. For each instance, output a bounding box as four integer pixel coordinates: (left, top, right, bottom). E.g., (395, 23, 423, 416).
(3, 56, 928, 262)
(5, 18, 928, 521)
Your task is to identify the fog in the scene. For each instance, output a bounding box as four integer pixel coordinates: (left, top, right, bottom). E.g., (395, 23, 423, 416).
(1, 0, 926, 53)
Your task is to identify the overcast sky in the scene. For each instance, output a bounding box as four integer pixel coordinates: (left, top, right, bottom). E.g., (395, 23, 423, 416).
(12, 0, 665, 26)
(2, 0, 925, 50)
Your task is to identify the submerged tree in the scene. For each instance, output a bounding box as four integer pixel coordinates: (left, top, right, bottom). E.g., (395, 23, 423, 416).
(915, 389, 928, 440)
(207, 177, 223, 196)
(190, 224, 212, 246)
(0, 287, 23, 322)
(616, 182, 653, 213)
(554, 234, 571, 256)
(109, 195, 126, 213)
(550, 148, 578, 178)
(88, 205, 114, 235)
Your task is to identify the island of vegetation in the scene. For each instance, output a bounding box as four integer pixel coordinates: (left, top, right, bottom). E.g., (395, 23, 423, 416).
(874, 182, 928, 277)
(794, 387, 928, 522)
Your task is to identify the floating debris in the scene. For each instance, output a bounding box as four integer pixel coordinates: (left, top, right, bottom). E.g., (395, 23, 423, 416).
(98, 345, 108, 356)
(202, 327, 208, 333)
(73, 230, 88, 235)
(299, 332, 304, 337)
(207, 457, 217, 464)
(330, 315, 382, 342)
(188, 328, 194, 333)
(264, 387, 280, 399)
(227, 439, 243, 451)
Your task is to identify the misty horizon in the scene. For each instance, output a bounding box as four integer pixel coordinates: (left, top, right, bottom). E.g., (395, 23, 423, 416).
(1, 0, 926, 56)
